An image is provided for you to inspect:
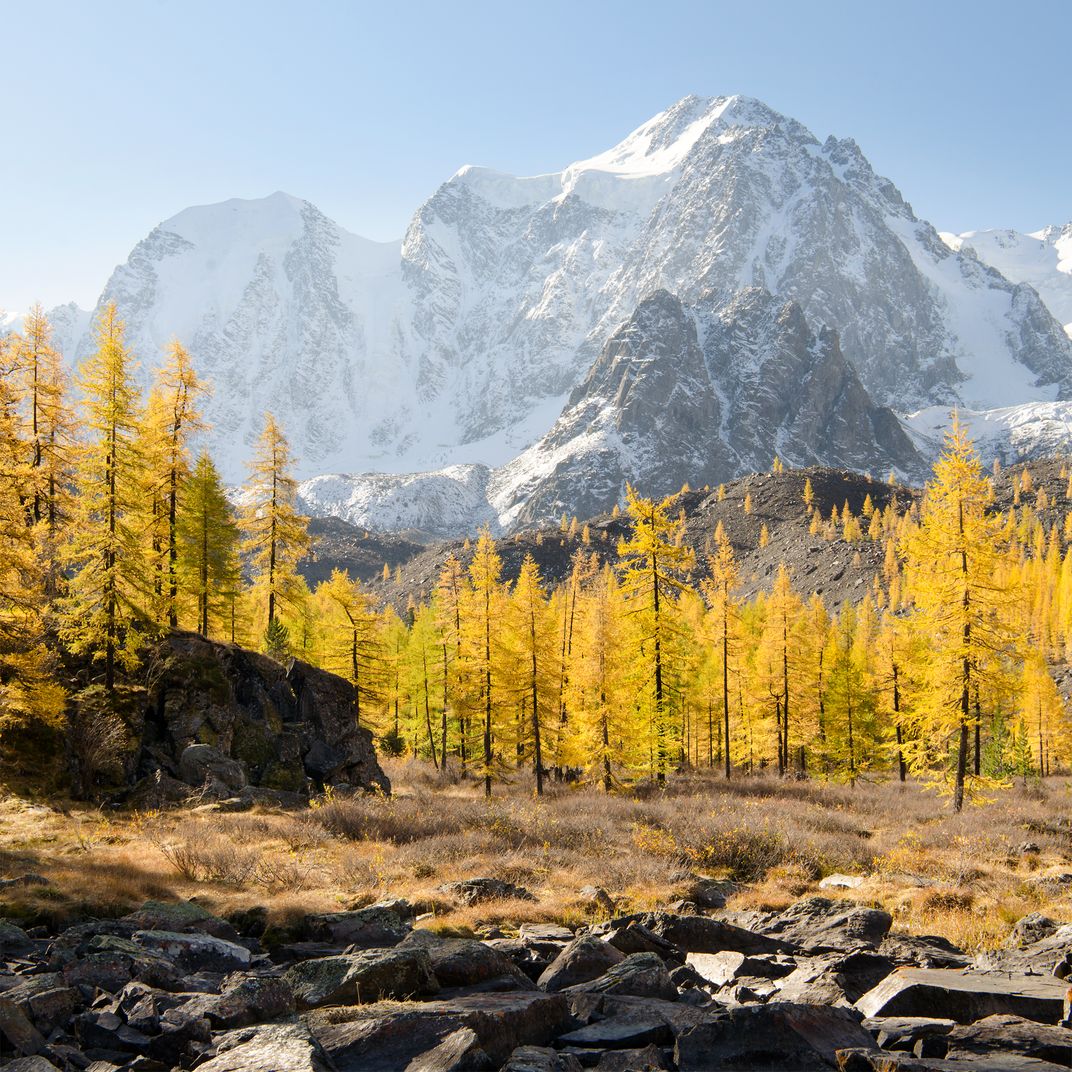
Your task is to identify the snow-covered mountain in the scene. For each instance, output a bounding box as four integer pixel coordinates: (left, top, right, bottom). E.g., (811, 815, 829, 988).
(940, 224, 1072, 338)
(11, 95, 1072, 530)
(301, 288, 926, 533)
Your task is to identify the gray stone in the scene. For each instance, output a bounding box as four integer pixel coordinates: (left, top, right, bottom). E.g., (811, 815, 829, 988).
(820, 873, 866, 889)
(285, 947, 439, 1008)
(500, 1047, 583, 1072)
(880, 934, 971, 969)
(686, 950, 796, 987)
(305, 906, 409, 949)
(170, 973, 295, 1028)
(0, 995, 45, 1057)
(556, 1015, 670, 1048)
(856, 967, 1068, 1024)
(438, 879, 535, 906)
(539, 936, 624, 992)
(945, 1013, 1072, 1064)
(0, 875, 48, 892)
(564, 953, 677, 1001)
(315, 991, 573, 1070)
(862, 1015, 956, 1052)
(0, 921, 32, 957)
(121, 899, 238, 939)
(752, 897, 892, 953)
(592, 1044, 671, 1071)
(402, 931, 534, 991)
(519, 924, 573, 943)
(604, 922, 680, 963)
(132, 929, 252, 973)
(1005, 913, 1060, 949)
(179, 743, 248, 790)
(675, 1002, 877, 1070)
(197, 1022, 334, 1072)
(403, 1026, 493, 1071)
(1, 973, 81, 1034)
(775, 951, 896, 1005)
(624, 912, 789, 956)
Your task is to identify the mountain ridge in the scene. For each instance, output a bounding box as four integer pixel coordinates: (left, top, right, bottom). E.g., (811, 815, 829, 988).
(6, 95, 1072, 532)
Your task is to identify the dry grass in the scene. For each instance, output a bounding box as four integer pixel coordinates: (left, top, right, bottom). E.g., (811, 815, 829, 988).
(0, 763, 1069, 951)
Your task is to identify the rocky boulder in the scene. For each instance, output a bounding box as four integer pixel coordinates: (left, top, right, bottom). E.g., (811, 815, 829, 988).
(133, 631, 389, 797)
(740, 897, 892, 953)
(539, 936, 624, 992)
(856, 967, 1068, 1024)
(284, 948, 439, 1008)
(675, 1002, 878, 1070)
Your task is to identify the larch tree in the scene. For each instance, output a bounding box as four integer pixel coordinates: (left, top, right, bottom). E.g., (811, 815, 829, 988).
(0, 332, 63, 735)
(700, 523, 740, 778)
(61, 303, 146, 691)
(467, 527, 503, 797)
(901, 416, 1013, 811)
(507, 554, 555, 794)
(316, 568, 382, 727)
(568, 565, 631, 789)
(141, 341, 206, 629)
(762, 564, 802, 776)
(435, 553, 466, 766)
(178, 452, 240, 637)
(15, 307, 73, 595)
(240, 413, 311, 647)
(617, 486, 695, 783)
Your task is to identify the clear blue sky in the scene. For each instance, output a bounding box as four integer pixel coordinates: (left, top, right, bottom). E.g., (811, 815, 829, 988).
(3, 0, 1069, 311)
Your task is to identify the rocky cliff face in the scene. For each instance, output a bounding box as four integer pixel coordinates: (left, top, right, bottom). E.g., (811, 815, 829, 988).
(492, 289, 924, 527)
(136, 632, 389, 799)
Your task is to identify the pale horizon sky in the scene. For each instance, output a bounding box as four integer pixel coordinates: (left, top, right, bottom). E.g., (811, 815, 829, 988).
(2, 0, 1070, 312)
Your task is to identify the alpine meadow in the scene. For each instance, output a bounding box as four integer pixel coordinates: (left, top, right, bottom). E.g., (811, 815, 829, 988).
(5, 7, 1072, 1068)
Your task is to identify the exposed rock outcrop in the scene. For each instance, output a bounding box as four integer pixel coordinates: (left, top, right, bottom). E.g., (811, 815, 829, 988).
(130, 632, 389, 800)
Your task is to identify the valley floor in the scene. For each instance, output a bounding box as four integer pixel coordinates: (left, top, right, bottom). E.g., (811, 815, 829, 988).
(0, 766, 1067, 953)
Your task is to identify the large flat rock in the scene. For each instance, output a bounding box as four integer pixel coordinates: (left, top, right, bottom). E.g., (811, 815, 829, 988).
(313, 991, 574, 1071)
(855, 968, 1067, 1025)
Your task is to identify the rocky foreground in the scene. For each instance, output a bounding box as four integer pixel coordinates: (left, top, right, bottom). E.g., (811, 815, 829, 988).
(0, 881, 1070, 1071)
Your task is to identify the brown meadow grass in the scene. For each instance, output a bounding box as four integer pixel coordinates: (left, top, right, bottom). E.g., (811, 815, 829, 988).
(0, 763, 1068, 951)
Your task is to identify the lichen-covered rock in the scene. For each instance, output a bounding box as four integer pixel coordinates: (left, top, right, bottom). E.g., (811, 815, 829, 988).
(284, 947, 439, 1009)
(122, 899, 238, 939)
(303, 907, 409, 950)
(132, 929, 253, 973)
(197, 1022, 335, 1072)
(135, 631, 390, 796)
(401, 931, 535, 991)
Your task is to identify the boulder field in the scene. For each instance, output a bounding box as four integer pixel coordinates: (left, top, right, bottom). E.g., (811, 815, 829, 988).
(1, 893, 1070, 1070)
